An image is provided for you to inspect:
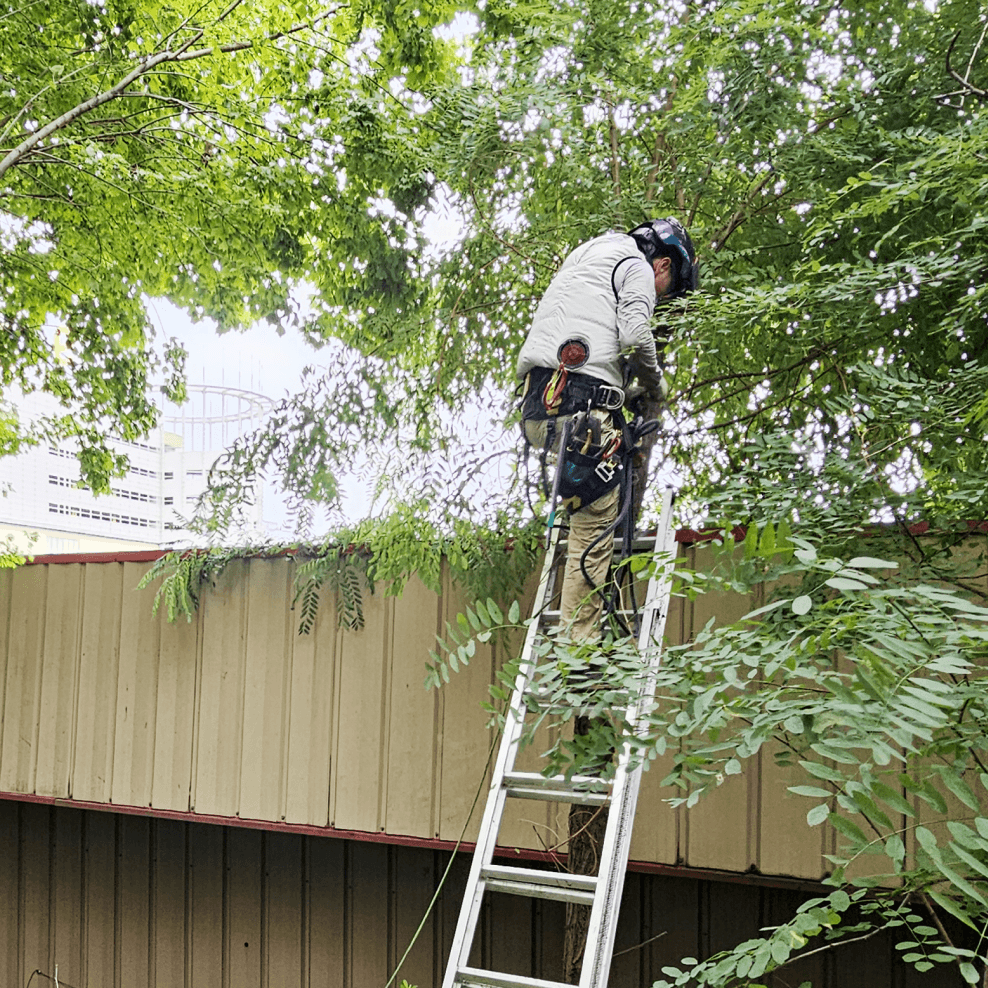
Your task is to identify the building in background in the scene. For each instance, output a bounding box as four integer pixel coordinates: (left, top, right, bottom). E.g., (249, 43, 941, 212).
(0, 384, 272, 554)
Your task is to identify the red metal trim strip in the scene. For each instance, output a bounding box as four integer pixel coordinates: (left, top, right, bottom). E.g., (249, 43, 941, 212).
(0, 789, 827, 893)
(27, 549, 168, 565)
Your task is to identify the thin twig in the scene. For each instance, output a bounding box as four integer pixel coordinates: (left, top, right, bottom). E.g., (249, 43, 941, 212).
(921, 892, 957, 952)
(612, 930, 668, 958)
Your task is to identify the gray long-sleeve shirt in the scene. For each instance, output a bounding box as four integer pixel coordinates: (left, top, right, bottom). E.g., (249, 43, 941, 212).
(516, 233, 663, 398)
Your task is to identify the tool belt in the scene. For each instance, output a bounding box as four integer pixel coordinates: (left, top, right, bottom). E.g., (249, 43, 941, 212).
(520, 366, 625, 421)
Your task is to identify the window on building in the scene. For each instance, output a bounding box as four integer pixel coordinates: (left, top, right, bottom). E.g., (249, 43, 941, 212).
(49, 502, 152, 528)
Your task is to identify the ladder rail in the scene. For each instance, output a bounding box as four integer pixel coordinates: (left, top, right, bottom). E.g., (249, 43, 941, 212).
(440, 524, 566, 987)
(442, 489, 678, 988)
(580, 490, 678, 986)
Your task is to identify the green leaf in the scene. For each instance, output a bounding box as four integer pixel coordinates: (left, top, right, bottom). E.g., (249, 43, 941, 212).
(870, 782, 914, 817)
(770, 939, 790, 965)
(884, 834, 905, 865)
(508, 599, 520, 623)
(744, 524, 759, 560)
(825, 576, 871, 591)
(791, 595, 813, 615)
(935, 768, 980, 811)
(744, 599, 790, 620)
(846, 557, 898, 569)
(927, 887, 978, 930)
(807, 804, 830, 826)
(758, 522, 776, 557)
(959, 963, 979, 985)
(918, 782, 949, 814)
(800, 761, 846, 784)
(947, 822, 988, 851)
(915, 826, 939, 856)
(947, 841, 988, 881)
(830, 814, 869, 847)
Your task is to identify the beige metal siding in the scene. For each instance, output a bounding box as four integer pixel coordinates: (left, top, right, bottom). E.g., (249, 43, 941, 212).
(1, 563, 48, 794)
(385, 576, 443, 840)
(72, 562, 122, 803)
(435, 576, 498, 846)
(2, 550, 840, 880)
(285, 580, 336, 827)
(0, 800, 945, 988)
(332, 589, 392, 834)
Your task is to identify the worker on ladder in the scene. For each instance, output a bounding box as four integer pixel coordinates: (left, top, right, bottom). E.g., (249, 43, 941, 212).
(517, 218, 698, 640)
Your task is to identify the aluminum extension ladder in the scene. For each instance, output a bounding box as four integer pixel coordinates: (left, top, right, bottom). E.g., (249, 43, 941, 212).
(441, 489, 678, 988)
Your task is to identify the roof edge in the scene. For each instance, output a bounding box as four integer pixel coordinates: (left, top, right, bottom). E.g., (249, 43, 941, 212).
(24, 518, 986, 565)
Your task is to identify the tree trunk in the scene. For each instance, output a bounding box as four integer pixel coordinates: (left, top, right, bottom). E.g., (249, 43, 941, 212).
(561, 715, 609, 982)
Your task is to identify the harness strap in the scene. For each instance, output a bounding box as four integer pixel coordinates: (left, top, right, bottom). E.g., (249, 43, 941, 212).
(521, 366, 625, 421)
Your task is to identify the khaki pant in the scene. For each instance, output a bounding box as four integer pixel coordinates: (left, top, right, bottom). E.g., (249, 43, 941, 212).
(559, 485, 619, 640)
(524, 411, 622, 641)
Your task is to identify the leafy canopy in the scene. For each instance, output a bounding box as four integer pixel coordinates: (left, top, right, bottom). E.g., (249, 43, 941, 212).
(3, 0, 987, 540)
(5, 1, 988, 980)
(0, 0, 458, 490)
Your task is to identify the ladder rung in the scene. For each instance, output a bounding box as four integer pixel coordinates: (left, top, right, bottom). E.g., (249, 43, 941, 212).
(539, 608, 636, 626)
(454, 967, 574, 988)
(480, 864, 597, 904)
(503, 771, 610, 805)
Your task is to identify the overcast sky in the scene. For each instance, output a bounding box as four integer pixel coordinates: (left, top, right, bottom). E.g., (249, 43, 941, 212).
(146, 297, 314, 402)
(146, 298, 355, 537)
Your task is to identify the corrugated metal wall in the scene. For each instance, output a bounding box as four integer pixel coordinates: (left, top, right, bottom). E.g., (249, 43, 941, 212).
(0, 549, 866, 880)
(0, 799, 940, 988)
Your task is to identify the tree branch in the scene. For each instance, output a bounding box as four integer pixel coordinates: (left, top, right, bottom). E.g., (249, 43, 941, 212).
(172, 13, 342, 61)
(683, 349, 827, 402)
(700, 364, 838, 432)
(946, 30, 988, 102)
(608, 109, 621, 221)
(711, 168, 777, 250)
(0, 33, 204, 180)
(0, 8, 346, 180)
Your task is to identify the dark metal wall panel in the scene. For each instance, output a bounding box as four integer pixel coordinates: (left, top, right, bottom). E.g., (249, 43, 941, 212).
(305, 834, 346, 988)
(0, 797, 19, 988)
(0, 800, 963, 988)
(117, 814, 152, 988)
(151, 817, 188, 988)
(20, 802, 52, 984)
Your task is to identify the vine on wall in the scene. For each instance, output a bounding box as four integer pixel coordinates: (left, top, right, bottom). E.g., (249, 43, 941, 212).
(137, 515, 544, 633)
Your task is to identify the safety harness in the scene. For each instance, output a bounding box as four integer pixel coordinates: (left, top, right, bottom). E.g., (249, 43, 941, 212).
(521, 366, 624, 501)
(520, 364, 659, 636)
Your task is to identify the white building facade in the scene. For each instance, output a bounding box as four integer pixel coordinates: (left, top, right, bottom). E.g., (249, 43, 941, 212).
(0, 385, 272, 554)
